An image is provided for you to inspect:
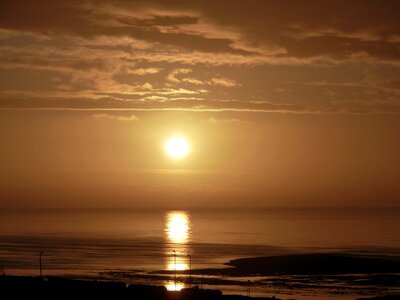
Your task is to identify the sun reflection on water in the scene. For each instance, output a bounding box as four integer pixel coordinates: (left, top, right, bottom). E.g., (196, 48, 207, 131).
(165, 211, 191, 291)
(165, 281, 184, 291)
(166, 211, 190, 244)
(167, 255, 188, 271)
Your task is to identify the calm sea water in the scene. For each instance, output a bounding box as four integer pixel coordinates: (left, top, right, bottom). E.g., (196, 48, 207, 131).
(0, 208, 399, 299)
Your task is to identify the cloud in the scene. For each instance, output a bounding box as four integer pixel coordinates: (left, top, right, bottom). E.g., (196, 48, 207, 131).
(210, 77, 238, 87)
(0, 0, 399, 116)
(166, 70, 237, 87)
(182, 77, 204, 85)
(364, 75, 400, 95)
(166, 68, 192, 83)
(92, 113, 140, 122)
(128, 67, 163, 75)
(1, 0, 398, 63)
(203, 117, 248, 124)
(3, 90, 399, 115)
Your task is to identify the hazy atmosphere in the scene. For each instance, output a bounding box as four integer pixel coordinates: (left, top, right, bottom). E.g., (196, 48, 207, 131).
(1, 0, 399, 208)
(1, 2, 400, 300)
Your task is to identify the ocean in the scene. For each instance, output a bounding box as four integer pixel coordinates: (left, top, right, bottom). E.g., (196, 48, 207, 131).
(0, 208, 399, 299)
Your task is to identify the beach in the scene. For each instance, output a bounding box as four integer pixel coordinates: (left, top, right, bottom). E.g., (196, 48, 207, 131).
(0, 209, 399, 299)
(0, 275, 399, 300)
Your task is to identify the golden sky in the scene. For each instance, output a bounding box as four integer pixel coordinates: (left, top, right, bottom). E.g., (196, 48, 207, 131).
(0, 0, 399, 208)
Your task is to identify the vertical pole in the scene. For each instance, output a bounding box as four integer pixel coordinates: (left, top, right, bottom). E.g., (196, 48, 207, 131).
(247, 280, 250, 297)
(39, 252, 44, 279)
(188, 254, 191, 288)
(173, 250, 176, 290)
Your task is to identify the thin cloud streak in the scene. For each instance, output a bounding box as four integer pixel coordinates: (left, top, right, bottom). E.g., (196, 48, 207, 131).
(1, 107, 399, 115)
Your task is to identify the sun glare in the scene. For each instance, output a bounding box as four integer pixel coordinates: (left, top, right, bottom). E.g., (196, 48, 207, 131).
(166, 211, 189, 244)
(165, 136, 190, 159)
(166, 281, 184, 291)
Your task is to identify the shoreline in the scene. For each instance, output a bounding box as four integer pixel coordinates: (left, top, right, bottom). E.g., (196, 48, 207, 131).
(2, 252, 400, 299)
(104, 253, 400, 299)
(0, 275, 278, 300)
(194, 253, 400, 275)
(0, 275, 399, 300)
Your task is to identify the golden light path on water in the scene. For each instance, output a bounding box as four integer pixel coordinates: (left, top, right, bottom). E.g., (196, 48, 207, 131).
(167, 211, 189, 244)
(165, 282, 185, 292)
(165, 211, 191, 291)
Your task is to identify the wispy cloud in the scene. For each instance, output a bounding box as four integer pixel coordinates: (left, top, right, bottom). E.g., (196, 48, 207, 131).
(92, 113, 141, 122)
(0, 0, 399, 115)
(182, 77, 204, 85)
(203, 117, 248, 123)
(210, 77, 238, 87)
(166, 68, 192, 83)
(128, 67, 163, 75)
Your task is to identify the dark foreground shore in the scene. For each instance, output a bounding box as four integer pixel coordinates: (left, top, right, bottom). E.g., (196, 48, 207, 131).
(132, 253, 399, 300)
(2, 253, 400, 299)
(0, 276, 399, 300)
(0, 276, 277, 300)
(191, 253, 400, 276)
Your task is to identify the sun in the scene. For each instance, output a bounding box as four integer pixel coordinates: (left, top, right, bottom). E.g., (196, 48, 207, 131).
(165, 136, 190, 159)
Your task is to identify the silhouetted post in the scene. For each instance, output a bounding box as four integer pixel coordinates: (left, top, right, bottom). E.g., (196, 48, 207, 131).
(173, 250, 176, 290)
(247, 280, 251, 297)
(187, 253, 192, 288)
(39, 251, 44, 279)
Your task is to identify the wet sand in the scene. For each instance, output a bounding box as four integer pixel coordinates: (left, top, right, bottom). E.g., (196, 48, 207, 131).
(193, 253, 400, 276)
(2, 252, 399, 299)
(146, 253, 400, 299)
(1, 275, 399, 300)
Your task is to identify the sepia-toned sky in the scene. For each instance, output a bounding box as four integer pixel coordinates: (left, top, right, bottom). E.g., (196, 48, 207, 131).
(0, 0, 399, 208)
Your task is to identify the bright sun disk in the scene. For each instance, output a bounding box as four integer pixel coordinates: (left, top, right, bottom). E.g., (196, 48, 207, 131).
(165, 136, 190, 159)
